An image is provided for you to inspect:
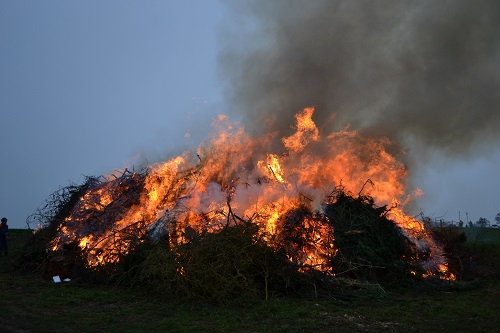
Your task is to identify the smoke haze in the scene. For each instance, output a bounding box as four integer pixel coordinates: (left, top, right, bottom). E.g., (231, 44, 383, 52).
(219, 0, 500, 160)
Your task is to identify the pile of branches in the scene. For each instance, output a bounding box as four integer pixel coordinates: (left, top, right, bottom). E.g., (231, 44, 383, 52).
(23, 175, 448, 303)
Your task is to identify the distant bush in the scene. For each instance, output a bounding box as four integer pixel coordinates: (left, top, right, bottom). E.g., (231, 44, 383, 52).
(432, 226, 500, 280)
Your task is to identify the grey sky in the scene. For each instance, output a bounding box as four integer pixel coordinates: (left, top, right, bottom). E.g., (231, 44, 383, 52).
(1, 1, 499, 229)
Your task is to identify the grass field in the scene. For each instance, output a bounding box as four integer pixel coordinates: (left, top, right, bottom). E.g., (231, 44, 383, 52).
(461, 227, 500, 244)
(1, 229, 499, 333)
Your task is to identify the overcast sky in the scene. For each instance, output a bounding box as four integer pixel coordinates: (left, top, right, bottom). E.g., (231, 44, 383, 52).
(1, 1, 499, 229)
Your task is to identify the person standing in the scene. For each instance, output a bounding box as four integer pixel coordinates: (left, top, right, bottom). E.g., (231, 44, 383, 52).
(0, 217, 8, 256)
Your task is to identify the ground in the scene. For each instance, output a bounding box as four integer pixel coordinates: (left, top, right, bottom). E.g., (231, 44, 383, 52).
(1, 228, 499, 333)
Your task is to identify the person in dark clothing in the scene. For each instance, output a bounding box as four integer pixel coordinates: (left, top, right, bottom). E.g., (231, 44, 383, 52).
(0, 217, 8, 256)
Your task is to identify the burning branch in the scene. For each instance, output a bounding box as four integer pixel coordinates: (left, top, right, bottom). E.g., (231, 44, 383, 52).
(358, 179, 374, 197)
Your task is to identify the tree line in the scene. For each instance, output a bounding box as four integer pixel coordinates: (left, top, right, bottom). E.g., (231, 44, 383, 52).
(459, 212, 500, 228)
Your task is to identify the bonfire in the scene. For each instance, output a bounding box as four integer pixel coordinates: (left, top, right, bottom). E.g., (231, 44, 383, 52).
(26, 107, 455, 300)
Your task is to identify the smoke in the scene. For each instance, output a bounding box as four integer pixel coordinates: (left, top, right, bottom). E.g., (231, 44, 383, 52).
(218, 0, 500, 159)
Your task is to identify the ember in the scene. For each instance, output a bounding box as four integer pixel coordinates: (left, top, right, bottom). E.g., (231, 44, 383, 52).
(28, 107, 455, 295)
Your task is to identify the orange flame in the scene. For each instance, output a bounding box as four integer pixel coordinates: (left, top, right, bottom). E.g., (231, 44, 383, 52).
(48, 107, 453, 279)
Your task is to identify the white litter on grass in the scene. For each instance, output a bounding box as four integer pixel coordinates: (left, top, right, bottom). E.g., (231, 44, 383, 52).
(53, 276, 71, 283)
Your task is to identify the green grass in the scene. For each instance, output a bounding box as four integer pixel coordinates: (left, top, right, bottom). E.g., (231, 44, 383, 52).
(1, 229, 499, 333)
(461, 227, 500, 244)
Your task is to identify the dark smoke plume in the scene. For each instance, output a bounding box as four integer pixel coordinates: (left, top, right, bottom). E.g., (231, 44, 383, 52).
(219, 0, 500, 158)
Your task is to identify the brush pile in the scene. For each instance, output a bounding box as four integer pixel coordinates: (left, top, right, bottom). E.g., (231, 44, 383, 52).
(22, 169, 451, 303)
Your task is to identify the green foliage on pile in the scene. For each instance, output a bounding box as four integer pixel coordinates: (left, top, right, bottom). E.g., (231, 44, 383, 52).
(323, 192, 421, 285)
(129, 222, 282, 302)
(116, 221, 332, 303)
